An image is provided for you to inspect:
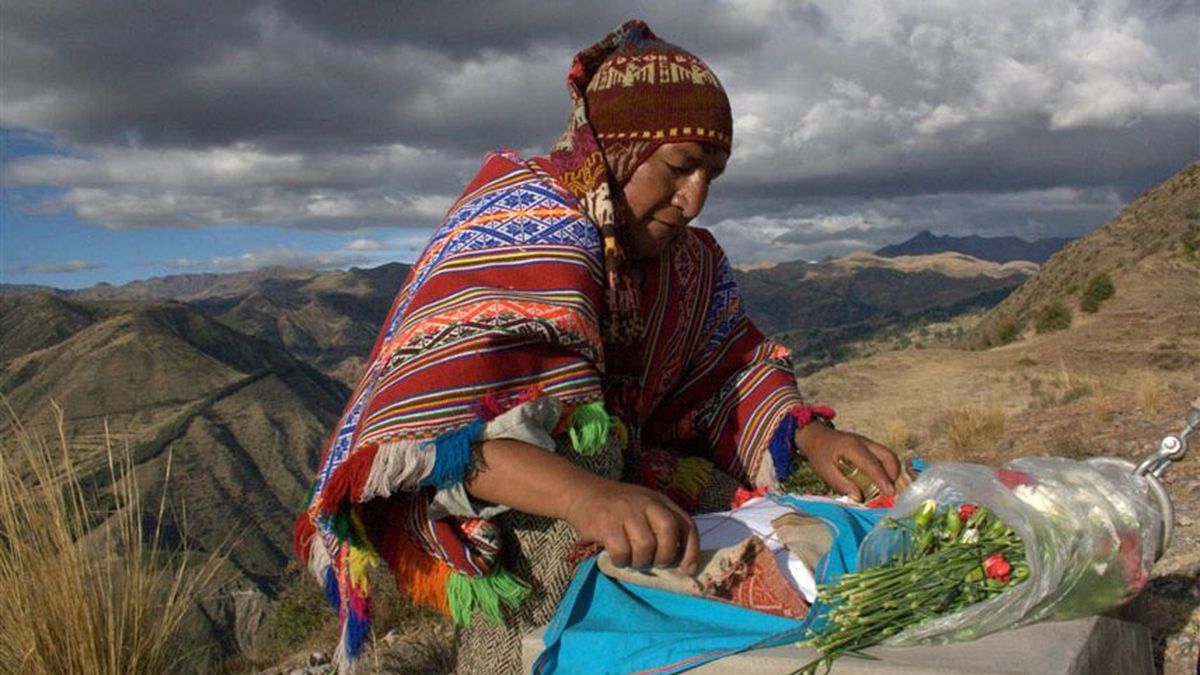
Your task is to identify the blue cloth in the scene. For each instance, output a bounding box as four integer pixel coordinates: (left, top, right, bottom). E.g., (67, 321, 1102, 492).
(533, 495, 888, 675)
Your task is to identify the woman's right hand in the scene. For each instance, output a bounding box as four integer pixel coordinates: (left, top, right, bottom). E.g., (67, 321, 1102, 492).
(561, 479, 700, 575)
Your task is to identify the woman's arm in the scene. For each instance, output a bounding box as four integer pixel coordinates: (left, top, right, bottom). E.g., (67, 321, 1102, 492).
(465, 438, 700, 574)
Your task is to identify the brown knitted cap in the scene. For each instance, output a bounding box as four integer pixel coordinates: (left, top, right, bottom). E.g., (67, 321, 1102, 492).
(582, 21, 733, 186)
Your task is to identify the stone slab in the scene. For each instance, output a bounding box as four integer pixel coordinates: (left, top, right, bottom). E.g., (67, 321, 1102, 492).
(520, 615, 1154, 674)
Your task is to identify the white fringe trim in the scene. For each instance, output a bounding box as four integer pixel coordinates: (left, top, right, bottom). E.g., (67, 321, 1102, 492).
(332, 635, 355, 674)
(306, 533, 334, 583)
(360, 438, 436, 500)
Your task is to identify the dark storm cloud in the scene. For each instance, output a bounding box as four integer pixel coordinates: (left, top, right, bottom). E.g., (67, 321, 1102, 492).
(1, 0, 1196, 262)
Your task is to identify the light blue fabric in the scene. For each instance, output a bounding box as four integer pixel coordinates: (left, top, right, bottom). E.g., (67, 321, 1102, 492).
(533, 495, 888, 675)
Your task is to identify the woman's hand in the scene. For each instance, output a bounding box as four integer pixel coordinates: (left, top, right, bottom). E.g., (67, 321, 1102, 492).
(562, 480, 700, 575)
(465, 438, 699, 574)
(795, 422, 901, 501)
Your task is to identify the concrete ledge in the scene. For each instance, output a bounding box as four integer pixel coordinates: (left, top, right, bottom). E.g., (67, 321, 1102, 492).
(521, 615, 1153, 674)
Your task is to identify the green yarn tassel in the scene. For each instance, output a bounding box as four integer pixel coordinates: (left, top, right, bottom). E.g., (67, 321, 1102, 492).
(447, 568, 531, 627)
(568, 401, 611, 456)
(329, 508, 363, 548)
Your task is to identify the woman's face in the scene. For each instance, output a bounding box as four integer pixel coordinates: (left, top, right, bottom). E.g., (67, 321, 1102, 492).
(620, 142, 729, 260)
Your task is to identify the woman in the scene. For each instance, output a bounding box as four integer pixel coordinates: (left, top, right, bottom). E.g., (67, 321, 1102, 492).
(294, 20, 900, 674)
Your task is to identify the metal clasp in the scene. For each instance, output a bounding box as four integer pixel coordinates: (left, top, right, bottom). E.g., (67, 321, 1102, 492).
(1135, 401, 1198, 478)
(1127, 400, 1199, 558)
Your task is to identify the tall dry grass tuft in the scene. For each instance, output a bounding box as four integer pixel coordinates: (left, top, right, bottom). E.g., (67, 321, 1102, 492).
(1137, 374, 1161, 416)
(939, 400, 1007, 457)
(880, 416, 919, 452)
(0, 404, 225, 675)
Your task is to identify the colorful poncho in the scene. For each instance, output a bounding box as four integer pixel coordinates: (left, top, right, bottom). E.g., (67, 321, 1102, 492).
(292, 148, 817, 670)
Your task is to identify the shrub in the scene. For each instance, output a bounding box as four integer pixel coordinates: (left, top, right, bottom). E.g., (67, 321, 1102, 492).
(992, 320, 1024, 346)
(1079, 272, 1115, 313)
(1035, 301, 1072, 333)
(0, 406, 224, 675)
(265, 575, 331, 649)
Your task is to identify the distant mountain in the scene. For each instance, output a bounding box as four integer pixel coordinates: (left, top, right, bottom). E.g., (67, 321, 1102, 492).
(69, 266, 321, 302)
(190, 263, 410, 386)
(875, 230, 1073, 263)
(2, 263, 412, 387)
(972, 161, 1200, 347)
(736, 251, 1033, 373)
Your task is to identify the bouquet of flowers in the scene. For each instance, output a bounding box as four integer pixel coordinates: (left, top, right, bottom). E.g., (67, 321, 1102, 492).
(796, 456, 1164, 673)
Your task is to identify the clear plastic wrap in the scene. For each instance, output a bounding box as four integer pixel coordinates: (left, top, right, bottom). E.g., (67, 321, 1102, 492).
(857, 456, 1163, 645)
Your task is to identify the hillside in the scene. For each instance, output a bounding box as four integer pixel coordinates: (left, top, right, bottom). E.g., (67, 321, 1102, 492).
(194, 263, 410, 386)
(0, 293, 105, 364)
(737, 251, 1031, 373)
(973, 161, 1200, 347)
(0, 297, 349, 661)
(875, 230, 1073, 263)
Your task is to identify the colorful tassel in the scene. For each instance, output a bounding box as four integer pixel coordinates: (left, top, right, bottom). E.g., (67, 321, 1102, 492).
(330, 509, 366, 548)
(670, 456, 713, 502)
(318, 444, 381, 516)
(611, 416, 630, 449)
(293, 513, 317, 562)
(446, 567, 531, 627)
(322, 565, 340, 609)
(384, 530, 452, 615)
(344, 595, 372, 659)
(768, 411, 798, 481)
(421, 418, 484, 490)
(348, 545, 378, 597)
(568, 401, 610, 455)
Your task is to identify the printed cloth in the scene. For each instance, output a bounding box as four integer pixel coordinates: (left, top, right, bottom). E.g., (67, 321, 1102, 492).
(533, 495, 888, 675)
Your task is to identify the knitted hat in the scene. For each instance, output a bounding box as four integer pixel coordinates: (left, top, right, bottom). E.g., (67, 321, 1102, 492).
(585, 24, 733, 186)
(547, 20, 731, 390)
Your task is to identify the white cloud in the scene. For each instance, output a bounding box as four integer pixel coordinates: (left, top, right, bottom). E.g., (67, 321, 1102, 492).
(13, 259, 104, 274)
(0, 0, 1194, 269)
(3, 143, 461, 229)
(345, 238, 384, 251)
(165, 245, 372, 272)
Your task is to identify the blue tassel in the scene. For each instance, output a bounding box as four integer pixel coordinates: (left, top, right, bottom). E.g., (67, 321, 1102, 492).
(345, 605, 371, 658)
(421, 418, 485, 490)
(322, 566, 340, 609)
(769, 413, 798, 481)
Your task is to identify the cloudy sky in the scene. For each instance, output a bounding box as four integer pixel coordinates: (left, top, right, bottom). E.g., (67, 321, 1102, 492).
(2, 0, 1197, 288)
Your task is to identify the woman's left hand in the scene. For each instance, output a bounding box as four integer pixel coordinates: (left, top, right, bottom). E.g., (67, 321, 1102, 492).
(794, 422, 900, 501)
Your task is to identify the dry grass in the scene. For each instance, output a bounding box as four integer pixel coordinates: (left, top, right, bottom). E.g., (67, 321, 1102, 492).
(937, 400, 1007, 457)
(1088, 379, 1111, 425)
(1137, 374, 1161, 416)
(879, 416, 920, 452)
(0, 404, 225, 675)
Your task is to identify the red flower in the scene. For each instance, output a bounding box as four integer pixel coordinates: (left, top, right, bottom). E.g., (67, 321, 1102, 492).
(868, 492, 897, 506)
(1117, 531, 1149, 594)
(984, 553, 1012, 583)
(865, 495, 895, 509)
(997, 469, 1036, 489)
(958, 504, 979, 522)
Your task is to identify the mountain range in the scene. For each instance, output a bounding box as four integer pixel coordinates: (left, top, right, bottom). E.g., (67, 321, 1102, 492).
(874, 230, 1073, 263)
